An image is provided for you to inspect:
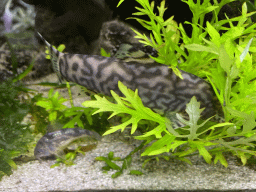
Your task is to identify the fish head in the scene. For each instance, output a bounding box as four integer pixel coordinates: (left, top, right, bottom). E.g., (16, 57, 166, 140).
(34, 138, 57, 160)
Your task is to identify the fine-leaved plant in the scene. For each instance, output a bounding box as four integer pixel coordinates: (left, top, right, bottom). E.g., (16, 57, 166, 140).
(80, 0, 256, 177)
(0, 35, 39, 180)
(0, 79, 34, 180)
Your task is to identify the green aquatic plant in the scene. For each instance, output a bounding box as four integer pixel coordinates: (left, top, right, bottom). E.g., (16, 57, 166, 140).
(83, 81, 254, 168)
(120, 0, 183, 78)
(36, 88, 68, 123)
(0, 79, 34, 180)
(35, 86, 109, 135)
(50, 146, 86, 168)
(80, 0, 256, 177)
(0, 33, 40, 179)
(96, 150, 144, 178)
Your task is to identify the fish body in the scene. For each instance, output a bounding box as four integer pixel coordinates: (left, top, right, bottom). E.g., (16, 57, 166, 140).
(37, 32, 215, 118)
(34, 128, 101, 161)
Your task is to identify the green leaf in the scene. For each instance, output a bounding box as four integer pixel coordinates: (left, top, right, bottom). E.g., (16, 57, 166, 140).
(174, 146, 198, 157)
(124, 156, 132, 168)
(197, 144, 212, 164)
(141, 134, 176, 156)
(5, 159, 17, 170)
(171, 67, 183, 79)
(12, 59, 35, 82)
(161, 155, 170, 161)
(176, 157, 192, 165)
(165, 118, 180, 137)
(117, 0, 125, 7)
(219, 44, 233, 74)
(129, 170, 143, 175)
(242, 112, 256, 133)
(221, 27, 245, 43)
(142, 158, 152, 168)
(214, 152, 228, 167)
(227, 126, 236, 135)
(65, 152, 76, 160)
(186, 97, 202, 124)
(206, 22, 220, 46)
(102, 166, 111, 171)
(63, 114, 83, 128)
(108, 151, 114, 160)
(240, 37, 253, 62)
(83, 81, 166, 138)
(36, 100, 52, 110)
(175, 96, 206, 140)
(100, 48, 111, 57)
(113, 157, 122, 161)
(185, 44, 218, 55)
(49, 111, 57, 122)
(111, 171, 122, 178)
(136, 124, 165, 139)
(95, 156, 108, 161)
(229, 65, 239, 80)
(237, 151, 247, 165)
(50, 163, 60, 168)
(105, 159, 121, 170)
(57, 44, 66, 52)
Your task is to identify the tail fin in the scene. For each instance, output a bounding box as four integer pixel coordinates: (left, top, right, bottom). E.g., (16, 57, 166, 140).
(37, 32, 64, 83)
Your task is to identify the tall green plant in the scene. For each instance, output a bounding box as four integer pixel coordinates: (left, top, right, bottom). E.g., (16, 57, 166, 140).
(0, 35, 39, 179)
(0, 80, 34, 179)
(120, 0, 184, 78)
(81, 0, 256, 176)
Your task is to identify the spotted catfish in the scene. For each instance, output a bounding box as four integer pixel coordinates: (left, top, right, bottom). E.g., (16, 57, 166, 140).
(34, 128, 101, 161)
(37, 32, 215, 118)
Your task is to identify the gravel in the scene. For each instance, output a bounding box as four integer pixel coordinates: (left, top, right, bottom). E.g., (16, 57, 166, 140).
(1, 131, 256, 191)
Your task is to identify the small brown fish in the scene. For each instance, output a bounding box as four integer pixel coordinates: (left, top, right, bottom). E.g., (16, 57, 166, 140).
(34, 128, 101, 161)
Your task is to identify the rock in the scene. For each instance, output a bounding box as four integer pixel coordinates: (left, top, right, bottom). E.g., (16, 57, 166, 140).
(23, 0, 112, 54)
(0, 31, 53, 81)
